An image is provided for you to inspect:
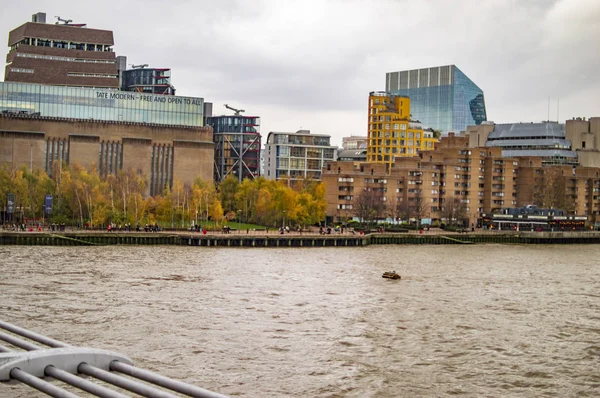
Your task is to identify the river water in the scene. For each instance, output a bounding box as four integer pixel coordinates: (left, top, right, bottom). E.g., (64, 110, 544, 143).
(1, 244, 600, 397)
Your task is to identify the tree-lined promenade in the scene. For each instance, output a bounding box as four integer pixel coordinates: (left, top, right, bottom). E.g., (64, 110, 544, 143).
(0, 163, 327, 230)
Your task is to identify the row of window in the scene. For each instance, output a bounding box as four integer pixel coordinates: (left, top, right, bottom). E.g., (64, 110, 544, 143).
(370, 131, 425, 139)
(274, 134, 330, 146)
(370, 139, 430, 148)
(12, 37, 113, 52)
(368, 150, 418, 160)
(15, 52, 115, 64)
(10, 68, 34, 74)
(276, 146, 335, 158)
(276, 158, 323, 170)
(67, 72, 117, 78)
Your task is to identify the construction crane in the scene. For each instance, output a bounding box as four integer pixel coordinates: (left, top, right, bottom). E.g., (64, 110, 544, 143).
(130, 64, 149, 69)
(224, 104, 245, 115)
(54, 16, 73, 24)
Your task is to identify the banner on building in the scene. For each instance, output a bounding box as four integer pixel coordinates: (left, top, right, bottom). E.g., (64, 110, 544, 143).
(7, 193, 15, 214)
(44, 195, 53, 215)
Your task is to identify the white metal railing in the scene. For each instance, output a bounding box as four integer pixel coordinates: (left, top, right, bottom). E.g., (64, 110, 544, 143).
(0, 320, 228, 398)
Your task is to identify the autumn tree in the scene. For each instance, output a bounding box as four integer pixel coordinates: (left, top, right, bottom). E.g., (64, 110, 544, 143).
(190, 177, 220, 228)
(218, 175, 239, 215)
(235, 178, 260, 224)
(295, 182, 327, 228)
(255, 184, 275, 227)
(62, 164, 107, 227)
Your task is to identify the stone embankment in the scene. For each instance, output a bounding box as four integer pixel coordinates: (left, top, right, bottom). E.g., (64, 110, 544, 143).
(2, 231, 600, 246)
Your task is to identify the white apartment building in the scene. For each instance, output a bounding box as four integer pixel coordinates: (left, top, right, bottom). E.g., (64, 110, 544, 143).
(263, 130, 337, 182)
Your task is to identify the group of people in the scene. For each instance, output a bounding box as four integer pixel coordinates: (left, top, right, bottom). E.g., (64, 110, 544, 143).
(49, 223, 66, 232)
(319, 226, 333, 235)
(2, 223, 27, 231)
(107, 223, 132, 232)
(106, 223, 160, 232)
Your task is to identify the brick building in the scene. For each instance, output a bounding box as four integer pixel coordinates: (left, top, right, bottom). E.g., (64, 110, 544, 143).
(5, 12, 118, 88)
(0, 114, 213, 196)
(323, 133, 600, 227)
(0, 81, 212, 196)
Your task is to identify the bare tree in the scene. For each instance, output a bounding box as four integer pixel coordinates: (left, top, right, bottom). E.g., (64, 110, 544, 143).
(355, 188, 386, 225)
(533, 167, 576, 213)
(442, 197, 467, 227)
(395, 197, 410, 222)
(409, 188, 429, 229)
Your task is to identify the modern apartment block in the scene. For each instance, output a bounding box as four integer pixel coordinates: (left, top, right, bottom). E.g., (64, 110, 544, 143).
(263, 130, 336, 182)
(120, 65, 176, 95)
(5, 12, 118, 88)
(342, 135, 367, 150)
(323, 132, 600, 227)
(385, 65, 486, 133)
(205, 114, 261, 182)
(367, 92, 438, 166)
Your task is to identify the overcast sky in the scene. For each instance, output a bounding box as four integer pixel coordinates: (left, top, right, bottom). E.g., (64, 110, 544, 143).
(1, 0, 599, 146)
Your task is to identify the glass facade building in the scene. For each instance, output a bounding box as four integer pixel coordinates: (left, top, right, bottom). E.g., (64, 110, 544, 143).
(0, 81, 204, 127)
(121, 68, 176, 95)
(385, 65, 486, 133)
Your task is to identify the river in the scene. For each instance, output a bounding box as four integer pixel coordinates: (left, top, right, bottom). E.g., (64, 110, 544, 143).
(1, 244, 600, 397)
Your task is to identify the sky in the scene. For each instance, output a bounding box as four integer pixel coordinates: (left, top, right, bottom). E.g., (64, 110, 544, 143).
(1, 0, 599, 147)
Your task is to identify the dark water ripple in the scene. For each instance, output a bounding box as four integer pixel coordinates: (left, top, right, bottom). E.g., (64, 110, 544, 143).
(1, 244, 600, 397)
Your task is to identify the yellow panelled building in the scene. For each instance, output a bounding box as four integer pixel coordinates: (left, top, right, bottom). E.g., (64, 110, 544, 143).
(367, 91, 438, 166)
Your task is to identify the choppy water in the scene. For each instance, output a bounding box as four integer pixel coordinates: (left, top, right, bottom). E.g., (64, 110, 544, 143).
(1, 244, 600, 397)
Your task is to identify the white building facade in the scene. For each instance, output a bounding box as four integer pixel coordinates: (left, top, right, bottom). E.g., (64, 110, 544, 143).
(263, 130, 337, 181)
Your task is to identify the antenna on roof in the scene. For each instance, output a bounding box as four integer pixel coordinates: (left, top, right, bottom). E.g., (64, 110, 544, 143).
(54, 16, 73, 25)
(557, 98, 559, 123)
(224, 104, 245, 115)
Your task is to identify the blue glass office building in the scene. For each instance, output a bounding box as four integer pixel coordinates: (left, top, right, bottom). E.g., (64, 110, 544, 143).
(385, 65, 486, 133)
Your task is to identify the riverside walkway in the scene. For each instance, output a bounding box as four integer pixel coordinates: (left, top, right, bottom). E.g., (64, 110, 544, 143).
(2, 229, 600, 246)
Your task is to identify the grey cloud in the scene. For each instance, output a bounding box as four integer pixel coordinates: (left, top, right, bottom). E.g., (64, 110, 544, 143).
(1, 0, 598, 144)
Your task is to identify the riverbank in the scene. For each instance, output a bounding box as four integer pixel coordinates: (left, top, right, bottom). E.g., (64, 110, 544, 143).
(2, 230, 600, 246)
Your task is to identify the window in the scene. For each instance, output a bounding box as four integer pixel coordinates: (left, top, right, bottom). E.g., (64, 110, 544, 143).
(10, 68, 34, 73)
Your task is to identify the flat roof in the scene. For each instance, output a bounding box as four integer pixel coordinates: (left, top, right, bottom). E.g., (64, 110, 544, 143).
(487, 122, 565, 140)
(8, 22, 114, 46)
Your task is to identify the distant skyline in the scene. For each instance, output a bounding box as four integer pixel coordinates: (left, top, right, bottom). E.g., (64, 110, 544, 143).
(1, 0, 598, 147)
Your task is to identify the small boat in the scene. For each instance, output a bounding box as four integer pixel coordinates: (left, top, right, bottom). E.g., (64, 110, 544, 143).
(382, 271, 401, 280)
